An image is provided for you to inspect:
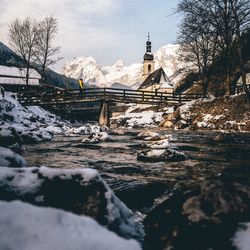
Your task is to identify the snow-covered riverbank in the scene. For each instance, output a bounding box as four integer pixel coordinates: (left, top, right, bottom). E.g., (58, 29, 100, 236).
(0, 92, 143, 249)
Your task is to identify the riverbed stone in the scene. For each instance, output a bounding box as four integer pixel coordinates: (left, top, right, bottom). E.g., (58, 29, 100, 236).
(144, 180, 250, 250)
(0, 166, 143, 243)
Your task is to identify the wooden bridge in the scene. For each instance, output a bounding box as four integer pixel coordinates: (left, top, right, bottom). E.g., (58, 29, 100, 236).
(17, 87, 203, 106)
(16, 87, 204, 126)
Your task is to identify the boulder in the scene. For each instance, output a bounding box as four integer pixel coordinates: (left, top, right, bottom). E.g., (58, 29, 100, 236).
(144, 180, 250, 250)
(0, 167, 143, 242)
(162, 120, 174, 128)
(137, 149, 186, 162)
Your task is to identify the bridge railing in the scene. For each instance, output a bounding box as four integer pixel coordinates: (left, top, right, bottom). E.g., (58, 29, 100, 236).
(17, 87, 204, 106)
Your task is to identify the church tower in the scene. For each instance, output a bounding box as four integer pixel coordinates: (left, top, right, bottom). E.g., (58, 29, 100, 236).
(142, 33, 155, 80)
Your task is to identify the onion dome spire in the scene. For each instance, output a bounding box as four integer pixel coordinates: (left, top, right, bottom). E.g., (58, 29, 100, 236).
(144, 32, 154, 61)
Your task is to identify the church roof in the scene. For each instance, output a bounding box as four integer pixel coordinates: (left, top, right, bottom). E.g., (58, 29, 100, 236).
(138, 67, 173, 90)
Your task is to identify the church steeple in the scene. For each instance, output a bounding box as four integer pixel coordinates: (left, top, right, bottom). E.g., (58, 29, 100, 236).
(143, 33, 155, 80)
(144, 33, 154, 61)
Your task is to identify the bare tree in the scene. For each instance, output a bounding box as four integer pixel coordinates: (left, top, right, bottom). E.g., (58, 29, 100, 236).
(178, 0, 250, 98)
(230, 0, 250, 100)
(9, 17, 38, 85)
(35, 16, 62, 82)
(177, 0, 219, 96)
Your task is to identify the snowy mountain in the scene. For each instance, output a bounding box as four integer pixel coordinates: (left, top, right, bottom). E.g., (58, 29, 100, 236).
(62, 57, 142, 88)
(62, 44, 186, 89)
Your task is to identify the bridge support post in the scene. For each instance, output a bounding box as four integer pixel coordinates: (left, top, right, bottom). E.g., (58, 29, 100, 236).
(99, 100, 110, 127)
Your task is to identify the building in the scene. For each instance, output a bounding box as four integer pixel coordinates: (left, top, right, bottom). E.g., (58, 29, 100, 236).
(138, 35, 174, 93)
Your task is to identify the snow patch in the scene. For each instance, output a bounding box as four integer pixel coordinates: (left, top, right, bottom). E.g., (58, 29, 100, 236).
(0, 200, 141, 250)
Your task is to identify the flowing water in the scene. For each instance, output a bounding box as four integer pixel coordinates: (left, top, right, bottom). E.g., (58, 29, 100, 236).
(23, 129, 250, 213)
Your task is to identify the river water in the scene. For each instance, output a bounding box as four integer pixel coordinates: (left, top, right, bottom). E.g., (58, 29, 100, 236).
(23, 129, 250, 215)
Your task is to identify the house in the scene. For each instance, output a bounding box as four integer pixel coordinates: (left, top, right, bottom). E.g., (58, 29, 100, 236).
(138, 35, 174, 93)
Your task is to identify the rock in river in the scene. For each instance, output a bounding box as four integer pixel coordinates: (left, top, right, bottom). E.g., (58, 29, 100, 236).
(0, 166, 143, 243)
(144, 180, 250, 250)
(137, 149, 186, 162)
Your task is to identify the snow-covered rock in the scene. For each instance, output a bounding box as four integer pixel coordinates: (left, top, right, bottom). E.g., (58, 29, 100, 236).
(0, 200, 141, 250)
(82, 132, 112, 143)
(0, 147, 27, 168)
(137, 149, 186, 162)
(112, 105, 163, 128)
(0, 166, 144, 242)
(65, 124, 108, 136)
(233, 223, 250, 250)
(0, 125, 22, 149)
(0, 93, 65, 143)
(62, 44, 185, 89)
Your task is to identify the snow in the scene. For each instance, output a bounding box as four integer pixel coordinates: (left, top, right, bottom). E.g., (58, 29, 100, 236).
(147, 149, 166, 157)
(147, 138, 171, 149)
(62, 56, 142, 88)
(62, 43, 186, 89)
(232, 223, 250, 250)
(0, 200, 141, 250)
(0, 146, 27, 168)
(0, 92, 66, 143)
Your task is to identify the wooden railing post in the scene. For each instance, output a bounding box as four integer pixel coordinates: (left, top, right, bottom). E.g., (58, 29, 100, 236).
(104, 88, 106, 99)
(142, 91, 145, 102)
(123, 89, 125, 99)
(179, 93, 181, 104)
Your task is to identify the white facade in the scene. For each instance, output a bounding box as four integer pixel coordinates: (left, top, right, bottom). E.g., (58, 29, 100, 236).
(0, 66, 40, 85)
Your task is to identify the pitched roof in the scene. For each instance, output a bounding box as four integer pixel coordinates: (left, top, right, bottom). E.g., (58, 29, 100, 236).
(138, 67, 173, 90)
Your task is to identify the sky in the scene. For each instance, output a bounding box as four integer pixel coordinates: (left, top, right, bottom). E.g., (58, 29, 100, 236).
(0, 0, 180, 72)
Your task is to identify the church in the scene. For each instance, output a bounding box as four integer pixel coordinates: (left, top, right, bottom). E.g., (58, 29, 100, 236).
(138, 35, 173, 93)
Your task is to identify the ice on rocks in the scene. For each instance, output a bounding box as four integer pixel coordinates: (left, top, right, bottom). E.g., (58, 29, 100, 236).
(0, 200, 141, 250)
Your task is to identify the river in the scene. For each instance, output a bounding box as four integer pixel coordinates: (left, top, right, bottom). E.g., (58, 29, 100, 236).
(23, 128, 250, 215)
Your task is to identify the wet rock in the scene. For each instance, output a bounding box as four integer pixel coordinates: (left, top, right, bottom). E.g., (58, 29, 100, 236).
(137, 149, 186, 162)
(175, 119, 189, 129)
(213, 134, 224, 142)
(144, 180, 250, 250)
(0, 147, 27, 168)
(0, 167, 143, 242)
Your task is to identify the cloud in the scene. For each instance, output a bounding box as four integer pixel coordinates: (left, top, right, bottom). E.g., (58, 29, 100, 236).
(0, 0, 123, 70)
